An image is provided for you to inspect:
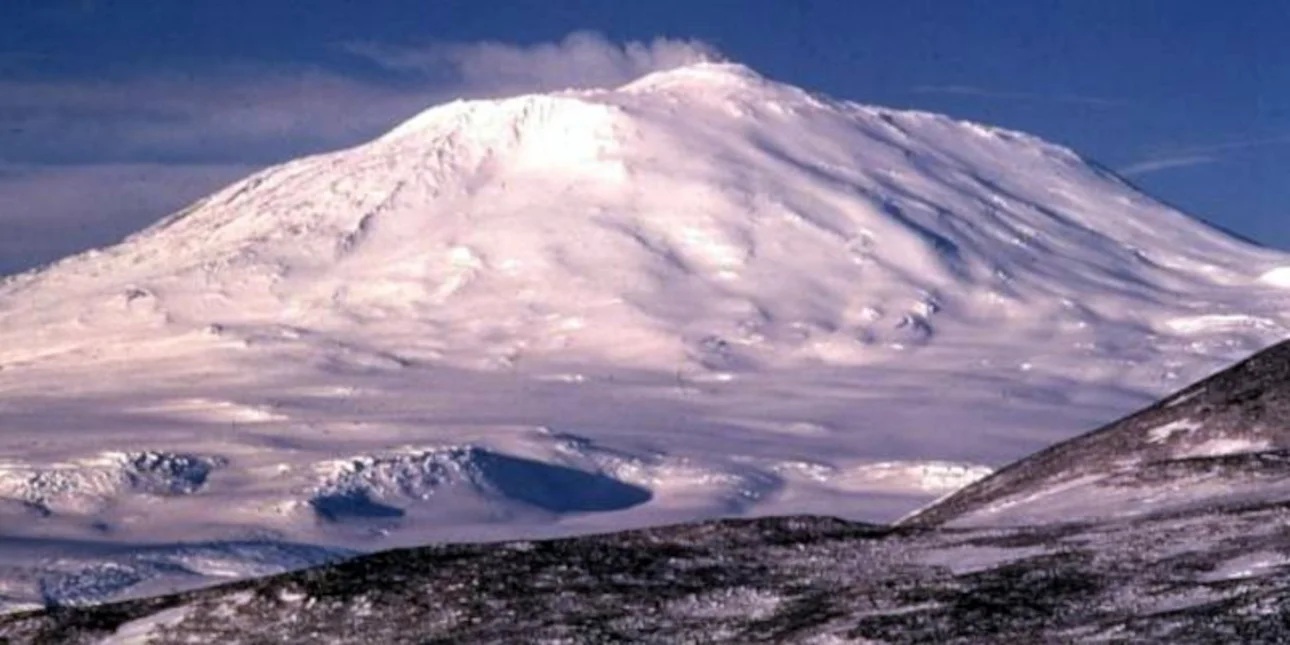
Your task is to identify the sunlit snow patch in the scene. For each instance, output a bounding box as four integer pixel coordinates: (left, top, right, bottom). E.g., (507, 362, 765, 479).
(126, 398, 287, 423)
(1147, 419, 1201, 443)
(1165, 314, 1283, 335)
(1176, 437, 1273, 459)
(0, 452, 225, 514)
(1258, 267, 1290, 288)
(831, 461, 993, 495)
(919, 543, 1053, 576)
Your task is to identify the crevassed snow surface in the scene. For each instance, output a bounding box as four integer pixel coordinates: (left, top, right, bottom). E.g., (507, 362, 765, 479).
(2, 62, 1290, 608)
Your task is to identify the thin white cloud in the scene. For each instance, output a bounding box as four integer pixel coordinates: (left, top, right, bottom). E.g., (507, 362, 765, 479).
(1118, 155, 1221, 177)
(343, 31, 721, 95)
(0, 68, 435, 271)
(0, 63, 431, 274)
(0, 32, 721, 275)
(1119, 134, 1290, 177)
(912, 84, 1124, 108)
(0, 69, 444, 164)
(1167, 134, 1290, 155)
(1, 33, 721, 165)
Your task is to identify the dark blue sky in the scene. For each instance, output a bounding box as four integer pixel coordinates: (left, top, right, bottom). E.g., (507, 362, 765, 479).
(1, 0, 1287, 273)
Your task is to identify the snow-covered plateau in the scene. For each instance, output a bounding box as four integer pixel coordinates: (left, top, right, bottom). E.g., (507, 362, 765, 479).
(2, 61, 1290, 610)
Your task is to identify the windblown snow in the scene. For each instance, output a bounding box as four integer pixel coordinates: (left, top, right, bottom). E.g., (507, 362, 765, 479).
(2, 62, 1290, 609)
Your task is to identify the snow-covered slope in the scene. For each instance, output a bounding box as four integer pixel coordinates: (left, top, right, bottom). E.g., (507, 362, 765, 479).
(16, 345, 1290, 640)
(2, 61, 1290, 608)
(902, 339, 1290, 528)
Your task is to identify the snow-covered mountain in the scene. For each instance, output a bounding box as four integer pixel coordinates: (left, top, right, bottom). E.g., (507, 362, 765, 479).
(6, 63, 1289, 372)
(2, 61, 1290, 610)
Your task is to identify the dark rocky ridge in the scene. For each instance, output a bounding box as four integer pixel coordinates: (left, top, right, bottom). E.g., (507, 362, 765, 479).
(6, 341, 1290, 643)
(902, 339, 1290, 528)
(4, 508, 1290, 643)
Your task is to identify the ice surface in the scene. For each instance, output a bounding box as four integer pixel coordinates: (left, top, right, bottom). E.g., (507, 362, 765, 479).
(3, 61, 1290, 606)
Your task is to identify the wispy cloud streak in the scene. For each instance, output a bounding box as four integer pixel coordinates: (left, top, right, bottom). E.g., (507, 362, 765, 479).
(0, 32, 719, 275)
(912, 84, 1125, 108)
(1119, 135, 1290, 177)
(342, 31, 720, 95)
(1119, 155, 1221, 177)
